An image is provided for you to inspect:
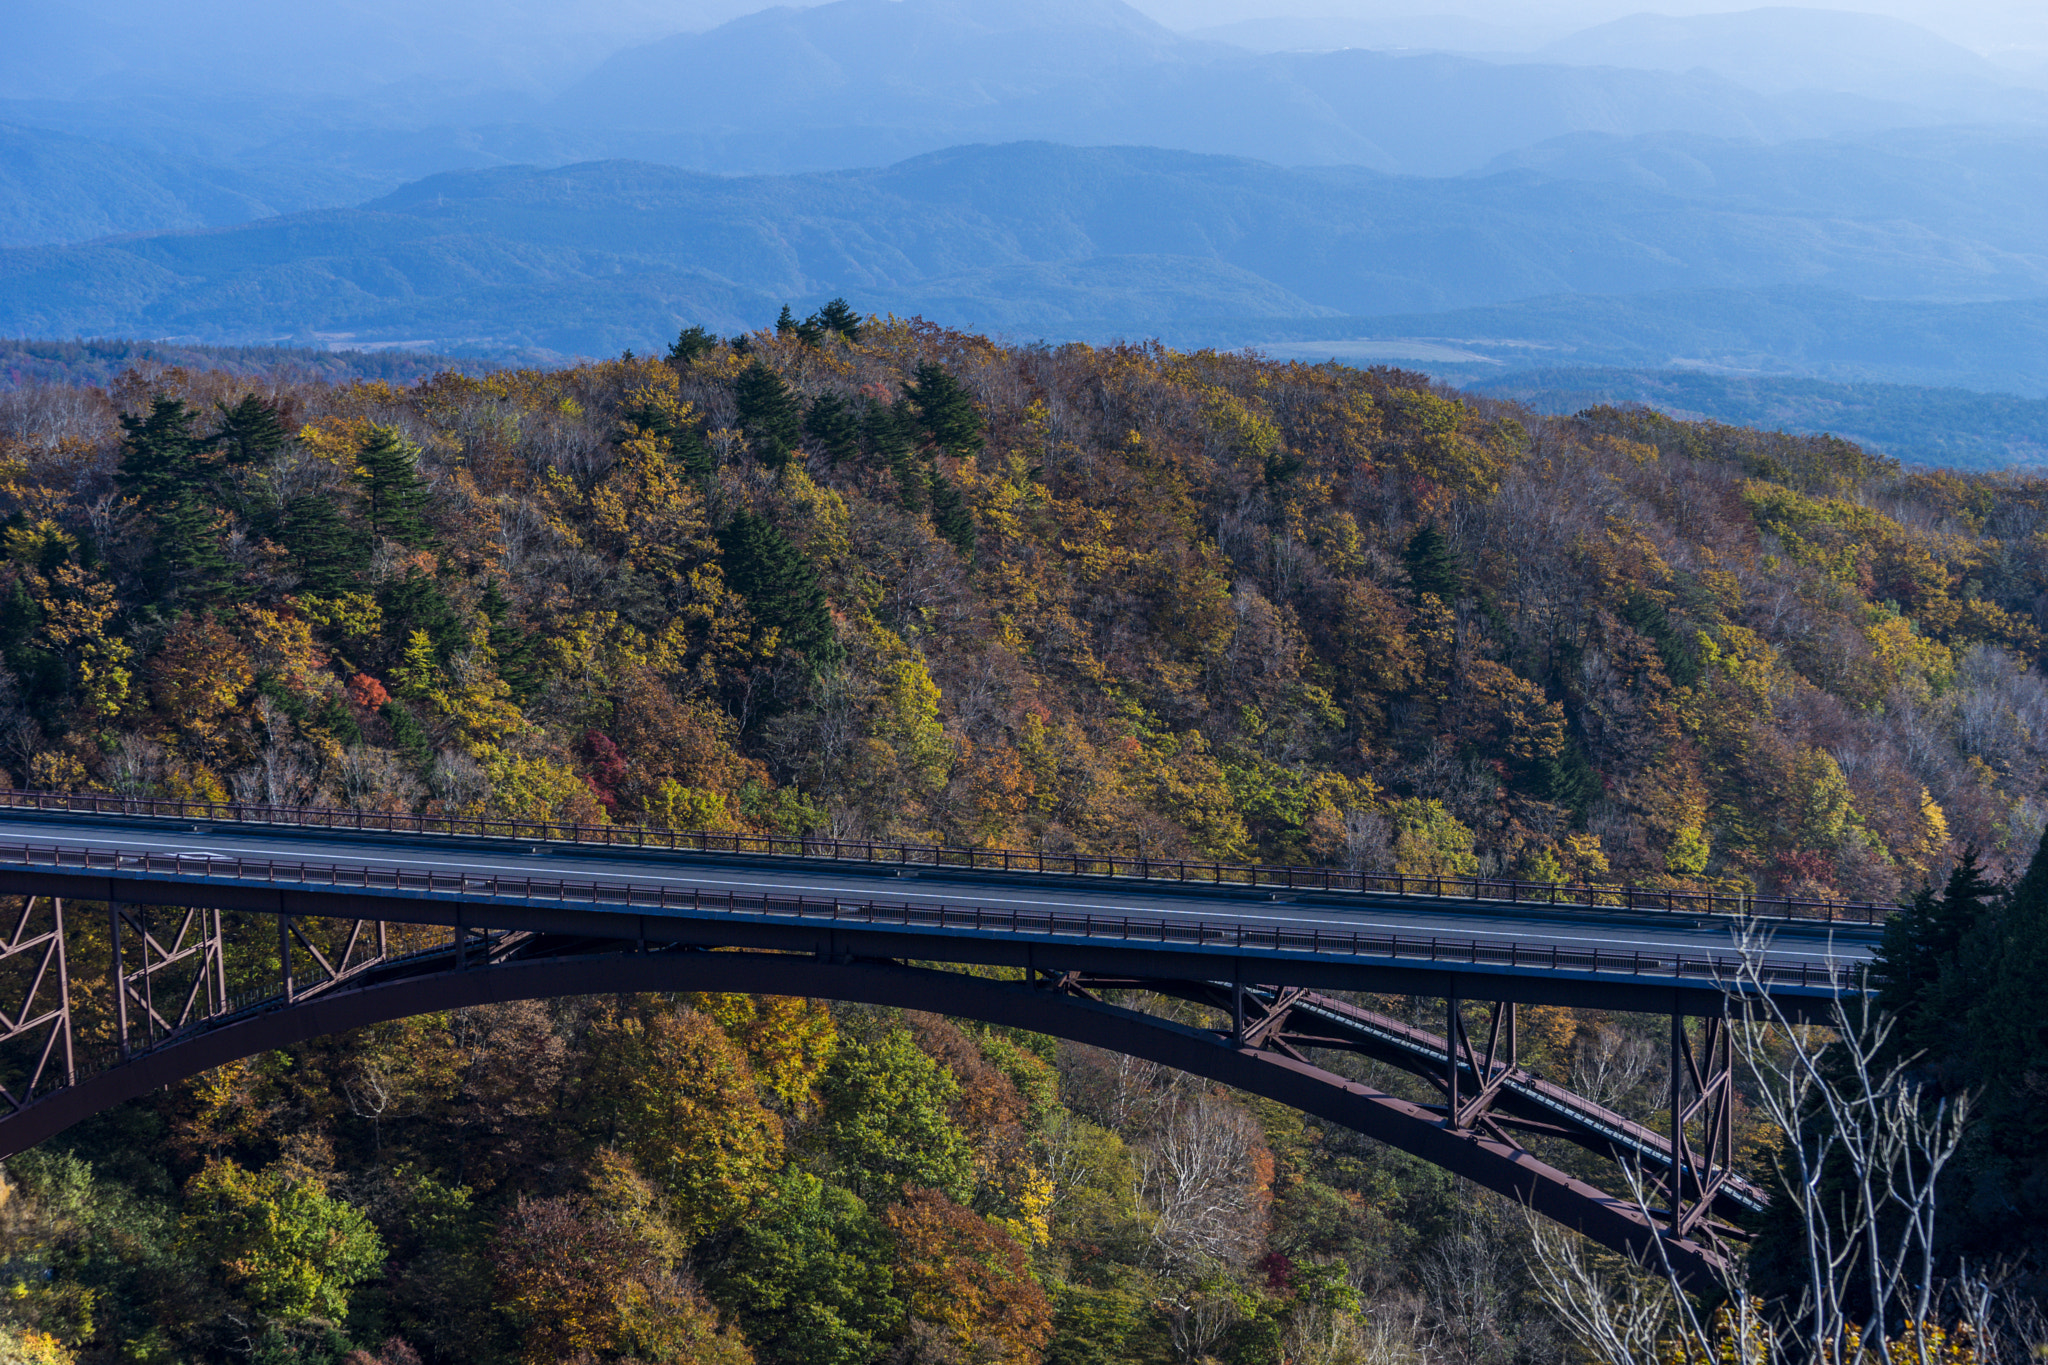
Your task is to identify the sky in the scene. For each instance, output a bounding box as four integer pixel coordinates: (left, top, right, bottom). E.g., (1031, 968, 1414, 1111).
(1133, 0, 2048, 54)
(1, 0, 2042, 104)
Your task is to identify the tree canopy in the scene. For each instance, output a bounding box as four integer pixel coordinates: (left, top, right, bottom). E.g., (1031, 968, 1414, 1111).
(5, 312, 2048, 1363)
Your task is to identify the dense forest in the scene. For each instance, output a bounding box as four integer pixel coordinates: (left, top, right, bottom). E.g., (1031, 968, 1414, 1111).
(1, 309, 2047, 1363)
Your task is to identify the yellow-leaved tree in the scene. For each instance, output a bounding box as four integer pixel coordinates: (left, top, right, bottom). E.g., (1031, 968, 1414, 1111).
(686, 992, 839, 1111)
(582, 1000, 786, 1239)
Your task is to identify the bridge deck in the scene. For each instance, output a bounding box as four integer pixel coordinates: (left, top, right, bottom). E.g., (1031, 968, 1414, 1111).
(0, 810, 1879, 1014)
(0, 806, 1865, 1281)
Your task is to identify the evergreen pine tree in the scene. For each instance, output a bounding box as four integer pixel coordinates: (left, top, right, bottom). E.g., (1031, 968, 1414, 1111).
(1404, 522, 1462, 602)
(619, 400, 715, 477)
(377, 567, 463, 659)
(1536, 738, 1598, 816)
(814, 298, 862, 342)
(776, 305, 799, 336)
(1752, 848, 2003, 1306)
(803, 394, 862, 466)
(116, 396, 208, 506)
(318, 695, 364, 747)
(618, 401, 678, 445)
(479, 575, 512, 624)
(734, 361, 803, 469)
(1872, 846, 1996, 1053)
(3, 515, 70, 574)
(927, 467, 976, 561)
(382, 699, 435, 770)
(1619, 588, 1702, 686)
(356, 426, 434, 547)
(673, 426, 717, 479)
(0, 578, 42, 658)
(904, 361, 984, 457)
(717, 511, 840, 669)
(795, 313, 827, 348)
(480, 576, 544, 703)
(212, 394, 290, 467)
(668, 326, 719, 365)
(0, 579, 62, 713)
(864, 398, 924, 512)
(156, 490, 235, 601)
(117, 396, 235, 603)
(1949, 831, 2048, 1268)
(279, 493, 371, 597)
(730, 335, 752, 356)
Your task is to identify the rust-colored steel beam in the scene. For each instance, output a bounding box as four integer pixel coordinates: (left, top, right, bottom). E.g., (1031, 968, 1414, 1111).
(1065, 974, 1763, 1230)
(0, 917, 1743, 1285)
(0, 895, 72, 1108)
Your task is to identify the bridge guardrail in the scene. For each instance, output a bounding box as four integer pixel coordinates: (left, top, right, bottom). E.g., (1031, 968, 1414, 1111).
(0, 789, 1892, 925)
(0, 840, 1859, 995)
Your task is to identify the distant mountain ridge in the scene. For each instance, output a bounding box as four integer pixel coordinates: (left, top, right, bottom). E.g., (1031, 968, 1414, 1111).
(3, 137, 2043, 397)
(5, 0, 2042, 210)
(564, 0, 1196, 128)
(1472, 126, 2048, 254)
(1227, 288, 2048, 398)
(0, 122, 391, 249)
(544, 0, 2026, 176)
(1460, 364, 2048, 469)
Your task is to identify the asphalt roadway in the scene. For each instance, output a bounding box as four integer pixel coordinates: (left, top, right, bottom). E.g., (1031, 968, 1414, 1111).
(0, 813, 1883, 978)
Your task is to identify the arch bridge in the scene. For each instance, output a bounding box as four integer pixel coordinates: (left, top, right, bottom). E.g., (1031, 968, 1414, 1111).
(0, 794, 1887, 1288)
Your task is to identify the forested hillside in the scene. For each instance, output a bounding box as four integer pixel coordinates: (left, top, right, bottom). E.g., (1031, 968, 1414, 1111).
(3, 313, 2047, 1362)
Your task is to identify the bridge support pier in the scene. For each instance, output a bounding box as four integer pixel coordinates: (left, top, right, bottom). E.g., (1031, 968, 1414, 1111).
(1666, 1011, 1735, 1240)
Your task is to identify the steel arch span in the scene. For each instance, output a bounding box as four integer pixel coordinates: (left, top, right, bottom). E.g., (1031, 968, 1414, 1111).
(0, 903, 1755, 1288)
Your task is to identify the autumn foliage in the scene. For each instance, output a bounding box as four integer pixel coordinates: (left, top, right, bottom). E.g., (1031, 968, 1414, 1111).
(1, 310, 2044, 1361)
(0, 311, 2037, 900)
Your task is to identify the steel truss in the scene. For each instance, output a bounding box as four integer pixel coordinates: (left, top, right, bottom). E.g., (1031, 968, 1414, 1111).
(1056, 974, 1757, 1242)
(0, 896, 72, 1108)
(0, 901, 1754, 1285)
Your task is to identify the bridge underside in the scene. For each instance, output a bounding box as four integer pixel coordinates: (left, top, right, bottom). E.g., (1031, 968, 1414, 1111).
(0, 894, 1759, 1286)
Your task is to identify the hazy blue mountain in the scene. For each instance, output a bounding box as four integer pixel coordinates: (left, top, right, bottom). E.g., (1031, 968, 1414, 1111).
(852, 254, 1336, 333)
(1461, 366, 2048, 469)
(1228, 289, 2048, 397)
(562, 0, 1197, 129)
(0, 122, 393, 248)
(0, 336, 532, 390)
(9, 0, 2033, 189)
(1475, 126, 2048, 255)
(3, 139, 2042, 389)
(1186, 14, 1560, 54)
(1216, 48, 1915, 174)
(549, 0, 1976, 175)
(8, 141, 2039, 360)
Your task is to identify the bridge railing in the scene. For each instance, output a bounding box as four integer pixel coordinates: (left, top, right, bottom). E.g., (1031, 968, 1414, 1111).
(0, 788, 1892, 925)
(0, 839, 1860, 996)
